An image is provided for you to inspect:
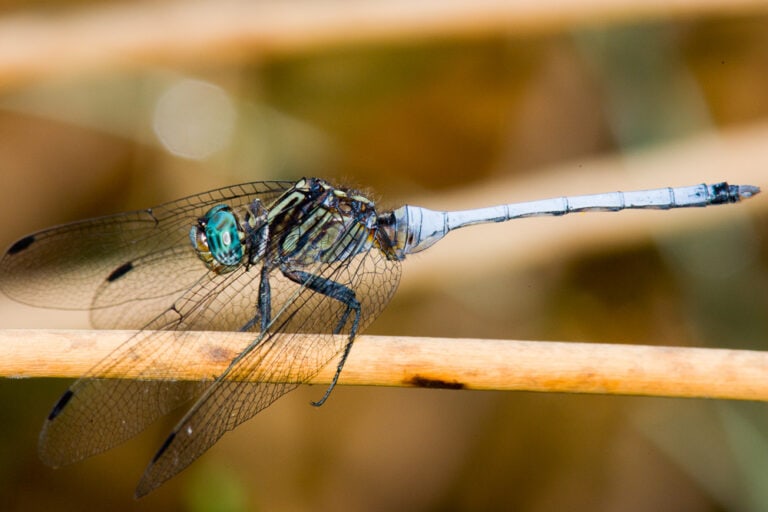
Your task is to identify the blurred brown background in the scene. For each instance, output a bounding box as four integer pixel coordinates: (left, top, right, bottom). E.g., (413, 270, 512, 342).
(1, 1, 768, 511)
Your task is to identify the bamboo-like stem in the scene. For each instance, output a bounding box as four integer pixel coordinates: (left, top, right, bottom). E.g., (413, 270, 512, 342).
(1, 0, 768, 89)
(1, 329, 767, 401)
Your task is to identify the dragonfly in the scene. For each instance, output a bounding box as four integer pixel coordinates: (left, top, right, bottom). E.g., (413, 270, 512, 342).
(0, 177, 759, 497)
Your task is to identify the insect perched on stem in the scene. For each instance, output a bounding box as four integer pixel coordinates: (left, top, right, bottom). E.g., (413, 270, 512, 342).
(0, 177, 759, 496)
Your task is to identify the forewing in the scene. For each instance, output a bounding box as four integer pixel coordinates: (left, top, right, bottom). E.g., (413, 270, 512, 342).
(35, 182, 296, 464)
(0, 181, 292, 324)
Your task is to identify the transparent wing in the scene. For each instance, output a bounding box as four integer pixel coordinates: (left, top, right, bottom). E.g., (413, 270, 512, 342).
(28, 181, 294, 464)
(38, 268, 248, 467)
(0, 181, 293, 325)
(34, 184, 402, 493)
(136, 246, 401, 497)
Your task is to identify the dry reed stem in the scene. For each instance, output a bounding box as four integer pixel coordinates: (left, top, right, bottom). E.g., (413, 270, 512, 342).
(1, 0, 768, 88)
(1, 329, 767, 402)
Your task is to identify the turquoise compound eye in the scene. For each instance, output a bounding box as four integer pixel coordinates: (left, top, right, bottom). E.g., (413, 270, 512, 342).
(204, 205, 243, 266)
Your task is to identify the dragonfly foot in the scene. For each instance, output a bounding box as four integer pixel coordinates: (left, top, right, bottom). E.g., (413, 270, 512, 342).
(310, 334, 355, 407)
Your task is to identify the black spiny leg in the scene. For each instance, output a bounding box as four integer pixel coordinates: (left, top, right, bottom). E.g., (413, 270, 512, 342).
(281, 268, 361, 406)
(311, 337, 354, 407)
(239, 264, 272, 333)
(281, 269, 361, 336)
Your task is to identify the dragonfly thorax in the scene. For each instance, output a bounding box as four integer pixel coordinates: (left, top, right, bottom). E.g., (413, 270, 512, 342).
(271, 178, 381, 266)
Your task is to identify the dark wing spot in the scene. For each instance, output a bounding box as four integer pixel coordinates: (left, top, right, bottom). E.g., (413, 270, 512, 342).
(8, 235, 35, 255)
(406, 375, 465, 390)
(107, 261, 134, 282)
(152, 432, 176, 464)
(48, 389, 74, 421)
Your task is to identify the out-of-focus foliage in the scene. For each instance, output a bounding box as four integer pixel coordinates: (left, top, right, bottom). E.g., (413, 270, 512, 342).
(0, 3, 767, 511)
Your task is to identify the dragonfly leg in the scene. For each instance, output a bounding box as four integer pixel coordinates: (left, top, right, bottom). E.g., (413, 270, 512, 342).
(281, 269, 361, 336)
(239, 264, 272, 333)
(281, 268, 361, 406)
(311, 337, 353, 407)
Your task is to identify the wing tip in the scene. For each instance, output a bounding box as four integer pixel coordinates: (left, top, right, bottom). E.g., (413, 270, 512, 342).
(134, 431, 177, 499)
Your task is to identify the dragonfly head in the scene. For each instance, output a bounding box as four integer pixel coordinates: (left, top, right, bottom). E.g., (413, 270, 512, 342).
(190, 204, 245, 274)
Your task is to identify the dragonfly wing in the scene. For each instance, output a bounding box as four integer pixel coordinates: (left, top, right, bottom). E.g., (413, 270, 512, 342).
(37, 266, 255, 466)
(89, 245, 204, 329)
(135, 245, 401, 497)
(0, 182, 293, 318)
(35, 183, 294, 465)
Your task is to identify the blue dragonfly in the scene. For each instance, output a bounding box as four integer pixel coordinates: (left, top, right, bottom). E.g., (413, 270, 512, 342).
(0, 178, 759, 496)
